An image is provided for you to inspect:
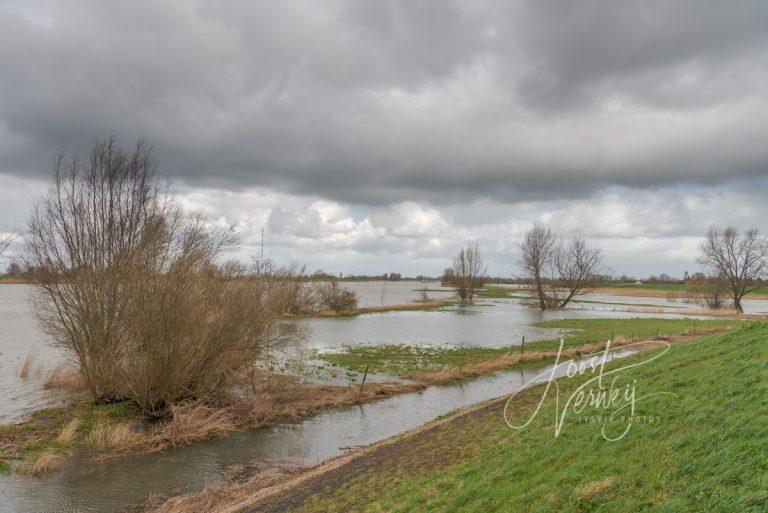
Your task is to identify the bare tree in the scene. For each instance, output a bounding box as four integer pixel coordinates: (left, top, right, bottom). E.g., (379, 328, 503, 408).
(520, 223, 556, 309)
(26, 137, 291, 414)
(452, 243, 486, 302)
(0, 232, 14, 259)
(551, 237, 603, 308)
(692, 275, 730, 310)
(520, 225, 602, 309)
(697, 227, 768, 313)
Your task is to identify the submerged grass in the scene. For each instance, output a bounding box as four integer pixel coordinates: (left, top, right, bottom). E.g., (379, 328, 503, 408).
(317, 317, 747, 378)
(0, 401, 137, 474)
(285, 321, 768, 513)
(0, 375, 425, 474)
(299, 299, 455, 318)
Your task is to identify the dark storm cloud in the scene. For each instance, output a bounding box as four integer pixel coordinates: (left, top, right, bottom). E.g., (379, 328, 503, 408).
(1, 0, 768, 205)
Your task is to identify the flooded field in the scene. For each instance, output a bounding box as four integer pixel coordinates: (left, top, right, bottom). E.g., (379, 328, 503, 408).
(0, 281, 764, 512)
(2, 282, 761, 423)
(0, 348, 633, 513)
(0, 286, 69, 424)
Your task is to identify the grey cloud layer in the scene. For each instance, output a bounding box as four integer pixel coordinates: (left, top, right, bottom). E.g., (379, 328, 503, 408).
(1, 0, 768, 204)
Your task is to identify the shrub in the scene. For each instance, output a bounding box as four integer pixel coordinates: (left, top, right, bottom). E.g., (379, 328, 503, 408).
(26, 137, 291, 415)
(316, 282, 358, 312)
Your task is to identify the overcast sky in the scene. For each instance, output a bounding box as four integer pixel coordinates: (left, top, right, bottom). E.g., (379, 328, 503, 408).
(1, 0, 768, 277)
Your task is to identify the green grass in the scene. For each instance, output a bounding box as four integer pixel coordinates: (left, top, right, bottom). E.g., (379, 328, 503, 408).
(316, 318, 746, 378)
(0, 401, 138, 472)
(292, 321, 768, 513)
(604, 283, 768, 295)
(477, 286, 687, 308)
(476, 287, 530, 299)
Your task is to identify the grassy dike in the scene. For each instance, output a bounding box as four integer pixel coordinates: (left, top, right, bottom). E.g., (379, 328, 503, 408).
(317, 318, 746, 379)
(267, 321, 768, 513)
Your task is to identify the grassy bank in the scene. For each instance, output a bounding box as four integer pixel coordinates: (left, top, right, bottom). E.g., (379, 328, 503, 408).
(478, 283, 768, 299)
(317, 318, 747, 379)
(245, 321, 768, 513)
(597, 283, 768, 298)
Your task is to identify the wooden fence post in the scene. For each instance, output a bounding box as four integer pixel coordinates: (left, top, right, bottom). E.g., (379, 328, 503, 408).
(359, 364, 370, 392)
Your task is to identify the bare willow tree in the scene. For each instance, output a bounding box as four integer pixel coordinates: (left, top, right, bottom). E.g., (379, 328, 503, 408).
(697, 227, 768, 313)
(520, 224, 602, 309)
(552, 237, 603, 308)
(520, 223, 556, 309)
(452, 243, 486, 302)
(26, 137, 290, 414)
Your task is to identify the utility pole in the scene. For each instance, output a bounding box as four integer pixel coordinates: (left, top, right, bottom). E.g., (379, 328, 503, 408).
(260, 227, 264, 262)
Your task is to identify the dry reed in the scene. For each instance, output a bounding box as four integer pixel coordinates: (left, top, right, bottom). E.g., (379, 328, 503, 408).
(43, 363, 87, 391)
(89, 422, 141, 451)
(17, 353, 36, 378)
(56, 418, 82, 443)
(23, 451, 61, 476)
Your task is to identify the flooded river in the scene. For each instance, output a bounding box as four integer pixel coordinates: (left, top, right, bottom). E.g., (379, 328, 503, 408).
(0, 281, 764, 512)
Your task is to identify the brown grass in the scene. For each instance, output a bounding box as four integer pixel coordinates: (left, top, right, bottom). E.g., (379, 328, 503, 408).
(17, 353, 37, 379)
(21, 451, 62, 476)
(0, 277, 30, 284)
(43, 363, 87, 391)
(56, 418, 82, 443)
(144, 405, 237, 452)
(146, 470, 295, 513)
(90, 422, 141, 451)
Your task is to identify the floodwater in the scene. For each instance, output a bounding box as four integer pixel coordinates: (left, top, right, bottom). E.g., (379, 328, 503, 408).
(340, 280, 455, 307)
(0, 286, 69, 424)
(304, 283, 755, 351)
(2, 282, 759, 421)
(0, 281, 764, 512)
(0, 348, 632, 513)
